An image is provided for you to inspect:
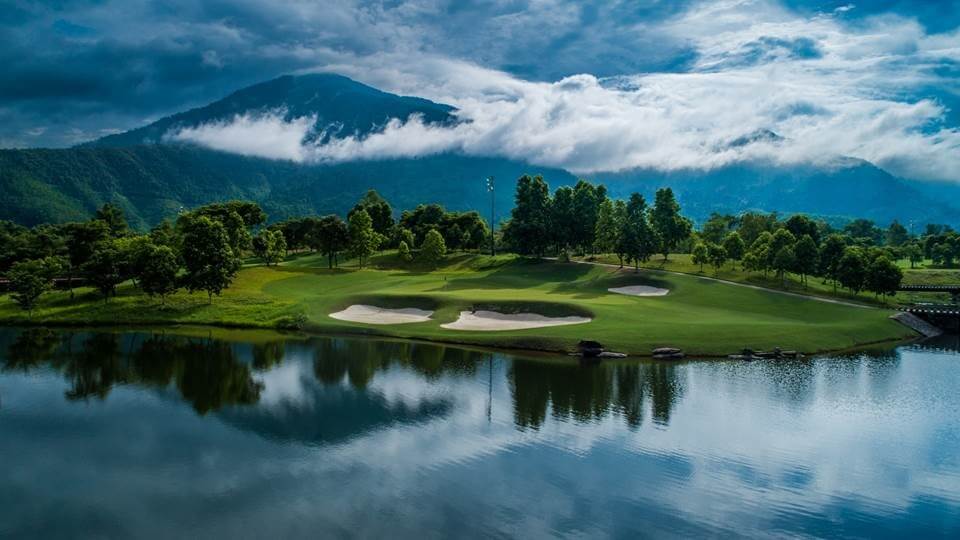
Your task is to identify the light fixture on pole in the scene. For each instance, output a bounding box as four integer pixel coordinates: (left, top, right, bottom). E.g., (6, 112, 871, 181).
(485, 176, 496, 256)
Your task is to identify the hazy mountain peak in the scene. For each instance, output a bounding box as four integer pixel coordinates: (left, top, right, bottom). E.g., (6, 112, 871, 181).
(85, 73, 456, 148)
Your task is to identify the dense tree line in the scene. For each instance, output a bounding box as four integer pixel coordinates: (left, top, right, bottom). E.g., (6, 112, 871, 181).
(501, 175, 691, 270)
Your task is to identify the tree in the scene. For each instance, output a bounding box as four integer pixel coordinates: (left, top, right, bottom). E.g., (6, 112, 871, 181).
(503, 175, 552, 256)
(766, 229, 796, 273)
(650, 188, 691, 260)
(844, 218, 882, 245)
(836, 248, 868, 293)
(691, 242, 709, 272)
(95, 203, 129, 238)
(349, 190, 394, 236)
(865, 256, 903, 300)
(722, 232, 745, 266)
(707, 243, 728, 275)
(619, 193, 659, 271)
(253, 229, 286, 266)
(593, 198, 620, 255)
(348, 209, 380, 268)
(82, 242, 123, 302)
(419, 229, 447, 267)
(64, 219, 110, 298)
(396, 228, 416, 250)
(398, 240, 413, 262)
(819, 234, 848, 288)
(737, 212, 778, 247)
(701, 213, 736, 245)
(885, 220, 910, 247)
(785, 214, 820, 246)
(792, 234, 819, 286)
(550, 186, 576, 254)
(6, 257, 61, 313)
(742, 251, 761, 274)
(772, 245, 796, 287)
(748, 231, 773, 276)
(313, 215, 350, 269)
(572, 180, 601, 253)
(180, 216, 240, 301)
(139, 245, 179, 303)
(905, 243, 924, 268)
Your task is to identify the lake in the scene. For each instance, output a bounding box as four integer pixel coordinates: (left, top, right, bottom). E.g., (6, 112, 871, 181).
(1, 327, 959, 538)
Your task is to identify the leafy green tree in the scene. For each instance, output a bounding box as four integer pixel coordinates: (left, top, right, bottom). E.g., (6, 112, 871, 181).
(64, 219, 110, 298)
(550, 186, 576, 254)
(767, 229, 796, 272)
(933, 242, 955, 267)
(349, 190, 395, 236)
(707, 243, 728, 275)
(742, 251, 761, 274)
(396, 228, 416, 250)
(865, 256, 903, 300)
(785, 214, 820, 246)
(792, 234, 819, 286)
(819, 234, 848, 287)
(253, 229, 286, 266)
(737, 212, 778, 247)
(139, 245, 180, 303)
(650, 188, 692, 260)
(772, 245, 796, 287)
(722, 232, 745, 266)
(82, 242, 123, 302)
(836, 248, 868, 293)
(844, 218, 882, 245)
(619, 193, 659, 271)
(348, 209, 380, 268)
(691, 242, 709, 272)
(572, 180, 601, 253)
(748, 231, 773, 276)
(180, 216, 240, 302)
(313, 215, 350, 269)
(593, 198, 620, 255)
(885, 220, 910, 247)
(905, 243, 924, 268)
(398, 240, 413, 262)
(503, 175, 552, 256)
(95, 203, 129, 238)
(6, 257, 62, 313)
(149, 220, 177, 249)
(419, 229, 447, 267)
(701, 213, 736, 245)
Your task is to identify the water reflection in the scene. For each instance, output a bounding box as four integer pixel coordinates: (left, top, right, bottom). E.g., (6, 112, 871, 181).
(2, 328, 960, 538)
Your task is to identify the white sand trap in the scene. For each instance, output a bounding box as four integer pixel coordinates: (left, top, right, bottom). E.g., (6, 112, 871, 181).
(441, 310, 591, 331)
(330, 305, 433, 325)
(608, 285, 669, 297)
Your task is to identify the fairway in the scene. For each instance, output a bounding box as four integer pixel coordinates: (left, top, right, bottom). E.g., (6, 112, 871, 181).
(0, 252, 914, 356)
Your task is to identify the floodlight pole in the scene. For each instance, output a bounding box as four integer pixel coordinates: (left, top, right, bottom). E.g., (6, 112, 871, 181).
(486, 176, 496, 256)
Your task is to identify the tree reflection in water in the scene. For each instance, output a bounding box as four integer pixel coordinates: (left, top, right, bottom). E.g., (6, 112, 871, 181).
(509, 360, 686, 430)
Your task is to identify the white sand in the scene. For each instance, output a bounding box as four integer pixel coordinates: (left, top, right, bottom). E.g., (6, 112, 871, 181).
(329, 305, 433, 325)
(608, 285, 669, 297)
(441, 310, 591, 331)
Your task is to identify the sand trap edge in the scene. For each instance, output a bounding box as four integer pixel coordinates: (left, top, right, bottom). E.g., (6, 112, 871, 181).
(329, 304, 434, 325)
(440, 310, 592, 331)
(608, 285, 669, 297)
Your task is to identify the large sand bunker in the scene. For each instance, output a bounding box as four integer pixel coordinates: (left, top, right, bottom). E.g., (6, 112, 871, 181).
(441, 310, 591, 331)
(330, 305, 433, 325)
(608, 285, 669, 297)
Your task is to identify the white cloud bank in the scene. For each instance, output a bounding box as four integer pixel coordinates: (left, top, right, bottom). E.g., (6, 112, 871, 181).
(169, 0, 960, 181)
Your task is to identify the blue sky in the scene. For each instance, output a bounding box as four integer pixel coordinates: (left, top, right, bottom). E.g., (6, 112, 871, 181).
(2, 1, 959, 180)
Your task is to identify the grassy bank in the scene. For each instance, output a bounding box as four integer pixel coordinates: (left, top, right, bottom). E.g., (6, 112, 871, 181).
(0, 252, 913, 356)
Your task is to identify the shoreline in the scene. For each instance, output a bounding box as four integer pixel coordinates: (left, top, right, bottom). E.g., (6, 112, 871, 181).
(0, 317, 918, 360)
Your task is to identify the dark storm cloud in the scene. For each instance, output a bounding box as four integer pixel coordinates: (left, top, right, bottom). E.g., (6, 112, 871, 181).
(0, 0, 957, 148)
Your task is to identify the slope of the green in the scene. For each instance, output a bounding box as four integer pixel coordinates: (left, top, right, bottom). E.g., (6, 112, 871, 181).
(0, 254, 911, 356)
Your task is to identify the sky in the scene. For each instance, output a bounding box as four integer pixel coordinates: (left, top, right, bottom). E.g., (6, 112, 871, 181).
(2, 0, 960, 180)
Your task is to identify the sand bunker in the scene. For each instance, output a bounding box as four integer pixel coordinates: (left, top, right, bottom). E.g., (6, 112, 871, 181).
(608, 285, 669, 297)
(441, 310, 591, 331)
(329, 305, 433, 325)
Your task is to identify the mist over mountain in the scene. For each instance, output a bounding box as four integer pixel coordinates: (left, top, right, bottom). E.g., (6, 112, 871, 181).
(1, 73, 957, 228)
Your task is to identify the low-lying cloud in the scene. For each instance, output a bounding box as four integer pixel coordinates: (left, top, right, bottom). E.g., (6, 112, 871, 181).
(169, 0, 960, 181)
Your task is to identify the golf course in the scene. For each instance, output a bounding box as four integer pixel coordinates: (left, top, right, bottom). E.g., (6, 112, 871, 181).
(0, 251, 913, 356)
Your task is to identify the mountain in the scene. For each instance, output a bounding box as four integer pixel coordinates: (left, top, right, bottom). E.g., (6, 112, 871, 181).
(86, 73, 456, 147)
(1, 73, 958, 229)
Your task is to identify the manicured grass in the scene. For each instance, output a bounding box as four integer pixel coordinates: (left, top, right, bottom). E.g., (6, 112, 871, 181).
(0, 251, 912, 356)
(576, 253, 960, 306)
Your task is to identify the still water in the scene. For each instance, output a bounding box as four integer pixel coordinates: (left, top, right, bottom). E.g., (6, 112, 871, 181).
(1, 327, 958, 538)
